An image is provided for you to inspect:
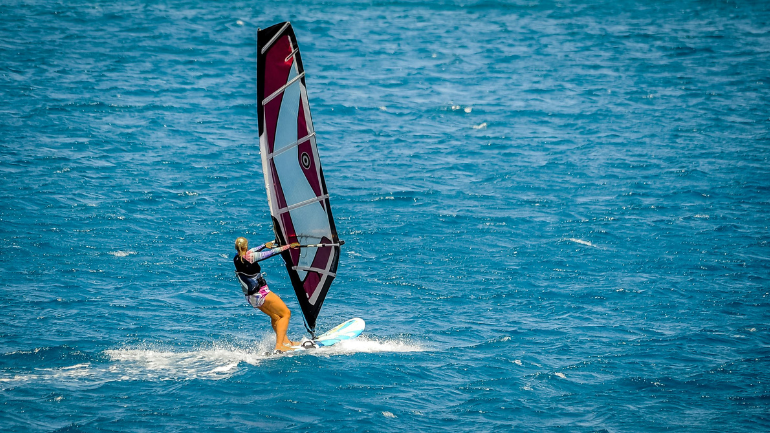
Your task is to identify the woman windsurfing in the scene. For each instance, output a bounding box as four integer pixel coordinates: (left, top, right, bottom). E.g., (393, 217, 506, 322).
(233, 237, 300, 352)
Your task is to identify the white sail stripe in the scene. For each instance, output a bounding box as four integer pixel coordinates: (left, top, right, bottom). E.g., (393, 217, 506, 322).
(308, 247, 336, 305)
(262, 72, 305, 106)
(276, 194, 329, 215)
(298, 74, 315, 137)
(308, 272, 327, 305)
(259, 132, 277, 216)
(268, 133, 315, 159)
(260, 22, 291, 55)
(292, 266, 336, 277)
(284, 48, 299, 63)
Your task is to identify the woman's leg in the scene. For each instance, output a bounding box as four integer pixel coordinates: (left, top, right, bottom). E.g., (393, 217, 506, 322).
(259, 292, 296, 351)
(270, 316, 296, 347)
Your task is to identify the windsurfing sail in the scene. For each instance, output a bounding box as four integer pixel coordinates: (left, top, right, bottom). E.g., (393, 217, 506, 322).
(256, 22, 342, 336)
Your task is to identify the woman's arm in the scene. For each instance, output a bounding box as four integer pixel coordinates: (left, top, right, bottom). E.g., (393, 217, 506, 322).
(252, 241, 279, 252)
(244, 244, 292, 263)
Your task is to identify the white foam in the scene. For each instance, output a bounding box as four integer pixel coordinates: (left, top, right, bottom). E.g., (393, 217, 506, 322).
(1, 337, 425, 386)
(103, 344, 270, 381)
(1, 341, 276, 386)
(109, 250, 135, 257)
(311, 336, 424, 356)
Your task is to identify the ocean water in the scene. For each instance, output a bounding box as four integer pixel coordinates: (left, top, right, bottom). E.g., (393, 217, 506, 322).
(1, 0, 769, 431)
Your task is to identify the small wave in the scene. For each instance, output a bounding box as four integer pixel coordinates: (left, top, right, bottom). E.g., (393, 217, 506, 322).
(566, 238, 596, 247)
(109, 250, 136, 257)
(0, 363, 94, 386)
(447, 104, 472, 113)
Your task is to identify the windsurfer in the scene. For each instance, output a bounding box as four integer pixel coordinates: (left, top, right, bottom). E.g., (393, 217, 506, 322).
(234, 237, 300, 352)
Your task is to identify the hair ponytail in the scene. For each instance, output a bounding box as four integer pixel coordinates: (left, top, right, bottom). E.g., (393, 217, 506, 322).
(235, 237, 248, 262)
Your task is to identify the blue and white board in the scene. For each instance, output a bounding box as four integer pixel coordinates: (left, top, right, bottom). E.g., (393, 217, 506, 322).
(313, 317, 365, 347)
(293, 318, 365, 350)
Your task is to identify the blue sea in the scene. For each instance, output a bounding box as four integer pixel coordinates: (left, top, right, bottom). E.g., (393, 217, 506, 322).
(2, 0, 769, 431)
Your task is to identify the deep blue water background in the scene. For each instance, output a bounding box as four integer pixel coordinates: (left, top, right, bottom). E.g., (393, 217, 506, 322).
(2, 0, 769, 431)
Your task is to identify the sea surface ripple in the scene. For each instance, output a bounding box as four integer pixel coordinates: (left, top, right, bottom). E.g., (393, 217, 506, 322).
(1, 1, 769, 431)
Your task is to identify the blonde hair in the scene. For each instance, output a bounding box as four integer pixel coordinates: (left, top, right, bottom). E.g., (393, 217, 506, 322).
(235, 237, 248, 254)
